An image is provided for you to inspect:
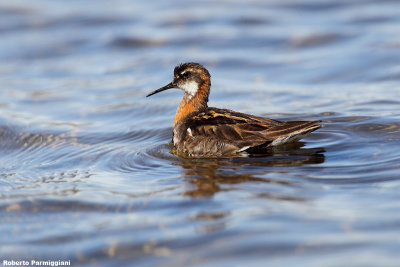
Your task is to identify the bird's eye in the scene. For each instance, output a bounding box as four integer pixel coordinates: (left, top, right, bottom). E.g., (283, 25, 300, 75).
(180, 72, 190, 79)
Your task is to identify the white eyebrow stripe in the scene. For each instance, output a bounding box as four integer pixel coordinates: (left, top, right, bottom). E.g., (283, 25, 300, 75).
(180, 68, 197, 76)
(187, 128, 193, 137)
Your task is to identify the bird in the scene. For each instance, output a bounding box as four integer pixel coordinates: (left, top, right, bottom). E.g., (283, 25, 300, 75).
(147, 62, 321, 157)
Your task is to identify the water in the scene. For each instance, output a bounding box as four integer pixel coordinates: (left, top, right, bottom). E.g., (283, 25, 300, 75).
(1, 0, 400, 266)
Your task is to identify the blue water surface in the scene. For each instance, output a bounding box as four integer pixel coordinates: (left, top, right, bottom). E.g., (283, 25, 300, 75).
(1, 0, 400, 266)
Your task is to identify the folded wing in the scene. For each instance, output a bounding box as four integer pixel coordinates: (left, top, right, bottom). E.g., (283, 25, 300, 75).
(180, 107, 321, 155)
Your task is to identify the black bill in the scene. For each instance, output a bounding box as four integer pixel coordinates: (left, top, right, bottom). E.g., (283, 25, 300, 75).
(146, 82, 177, 97)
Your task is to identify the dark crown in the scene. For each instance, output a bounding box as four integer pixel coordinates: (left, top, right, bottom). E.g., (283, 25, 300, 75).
(174, 62, 211, 79)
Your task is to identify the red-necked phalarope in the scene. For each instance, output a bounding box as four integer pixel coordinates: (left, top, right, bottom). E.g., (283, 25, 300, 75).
(147, 62, 321, 157)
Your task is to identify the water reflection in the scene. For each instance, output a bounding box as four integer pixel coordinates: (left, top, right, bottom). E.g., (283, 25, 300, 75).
(2, 0, 400, 265)
(175, 142, 325, 198)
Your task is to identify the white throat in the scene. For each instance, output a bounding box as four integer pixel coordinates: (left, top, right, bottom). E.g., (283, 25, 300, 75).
(180, 81, 199, 97)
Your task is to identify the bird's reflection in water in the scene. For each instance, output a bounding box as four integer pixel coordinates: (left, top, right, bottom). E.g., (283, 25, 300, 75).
(173, 142, 325, 198)
(172, 142, 325, 233)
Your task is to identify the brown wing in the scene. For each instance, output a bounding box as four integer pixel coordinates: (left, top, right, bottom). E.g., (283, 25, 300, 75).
(184, 107, 321, 152)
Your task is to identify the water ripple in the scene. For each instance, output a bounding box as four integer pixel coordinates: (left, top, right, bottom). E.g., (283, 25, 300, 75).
(1, 0, 400, 265)
(105, 143, 176, 173)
